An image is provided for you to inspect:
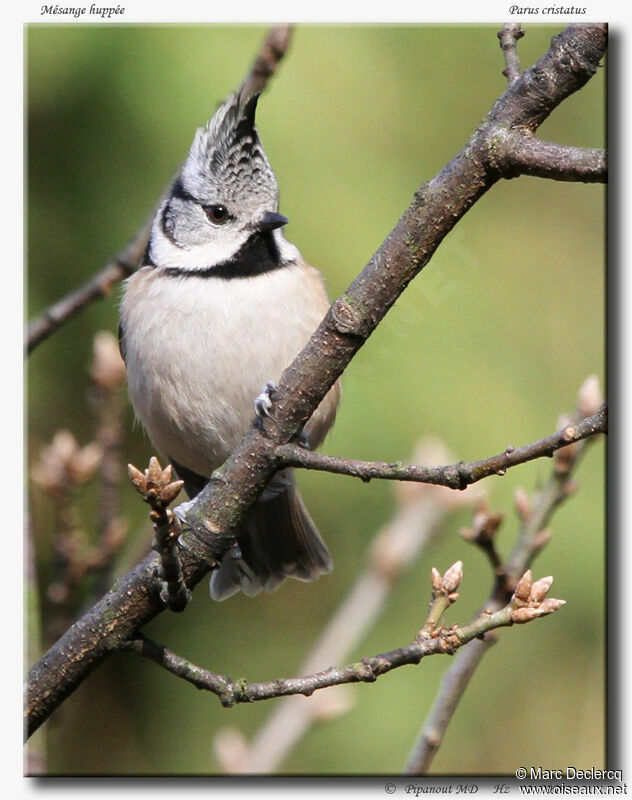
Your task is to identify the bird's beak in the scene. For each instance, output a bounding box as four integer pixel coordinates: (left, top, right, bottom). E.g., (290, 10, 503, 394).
(253, 211, 289, 233)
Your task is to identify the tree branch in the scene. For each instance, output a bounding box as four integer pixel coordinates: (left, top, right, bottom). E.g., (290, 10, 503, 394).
(501, 130, 606, 182)
(25, 23, 607, 740)
(25, 24, 294, 357)
(404, 636, 493, 774)
(120, 562, 564, 708)
(498, 23, 524, 86)
(240, 24, 293, 99)
(26, 213, 153, 356)
(275, 405, 606, 488)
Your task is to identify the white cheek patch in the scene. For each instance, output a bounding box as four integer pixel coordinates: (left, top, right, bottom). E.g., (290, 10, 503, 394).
(149, 213, 299, 273)
(149, 215, 247, 270)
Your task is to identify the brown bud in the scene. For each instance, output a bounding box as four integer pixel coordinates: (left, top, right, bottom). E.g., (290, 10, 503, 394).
(308, 685, 355, 721)
(69, 443, 103, 483)
(52, 430, 78, 462)
(471, 501, 490, 531)
(447, 592, 459, 604)
(160, 480, 184, 506)
(82, 546, 107, 570)
(213, 727, 248, 774)
(556, 413, 574, 432)
(442, 561, 463, 594)
(430, 567, 442, 592)
(533, 528, 552, 551)
(47, 582, 69, 604)
(127, 463, 148, 495)
(91, 331, 126, 390)
(147, 456, 163, 486)
(513, 488, 531, 521)
(513, 570, 533, 604)
(161, 464, 173, 484)
(469, 500, 504, 543)
(146, 488, 159, 505)
(102, 517, 129, 553)
(370, 524, 413, 580)
(31, 431, 79, 491)
(511, 606, 542, 624)
(32, 431, 103, 493)
(530, 575, 553, 603)
(577, 375, 602, 418)
(538, 597, 566, 614)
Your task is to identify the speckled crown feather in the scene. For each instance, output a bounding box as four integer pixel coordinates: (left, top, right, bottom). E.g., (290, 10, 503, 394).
(181, 88, 278, 206)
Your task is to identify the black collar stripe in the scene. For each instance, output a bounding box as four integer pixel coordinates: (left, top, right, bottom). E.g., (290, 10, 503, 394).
(163, 231, 292, 280)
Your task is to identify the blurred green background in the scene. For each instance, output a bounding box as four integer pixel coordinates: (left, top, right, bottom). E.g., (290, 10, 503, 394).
(26, 24, 605, 775)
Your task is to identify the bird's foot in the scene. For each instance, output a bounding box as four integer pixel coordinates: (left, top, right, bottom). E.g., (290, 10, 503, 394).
(173, 498, 197, 525)
(254, 381, 277, 419)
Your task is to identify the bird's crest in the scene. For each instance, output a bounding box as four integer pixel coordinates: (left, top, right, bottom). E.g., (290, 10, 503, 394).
(181, 87, 278, 206)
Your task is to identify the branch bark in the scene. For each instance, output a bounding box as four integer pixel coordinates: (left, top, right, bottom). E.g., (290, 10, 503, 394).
(498, 23, 524, 85)
(275, 405, 606, 488)
(120, 563, 564, 708)
(26, 214, 153, 356)
(501, 130, 607, 182)
(25, 23, 607, 740)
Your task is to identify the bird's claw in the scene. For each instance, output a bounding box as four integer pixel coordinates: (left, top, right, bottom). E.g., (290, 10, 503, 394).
(174, 498, 196, 525)
(254, 381, 277, 418)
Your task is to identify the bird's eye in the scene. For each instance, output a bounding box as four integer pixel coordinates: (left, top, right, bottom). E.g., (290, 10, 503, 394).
(204, 205, 229, 224)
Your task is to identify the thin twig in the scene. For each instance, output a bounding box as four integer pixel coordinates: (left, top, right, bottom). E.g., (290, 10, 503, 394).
(240, 24, 293, 99)
(25, 24, 294, 357)
(404, 382, 603, 775)
(404, 636, 494, 774)
(127, 458, 189, 611)
(26, 212, 154, 356)
(498, 23, 524, 86)
(275, 405, 606, 489)
(121, 563, 563, 708)
(459, 499, 505, 583)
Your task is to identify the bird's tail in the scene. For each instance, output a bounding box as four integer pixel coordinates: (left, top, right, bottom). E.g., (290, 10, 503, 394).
(209, 469, 332, 601)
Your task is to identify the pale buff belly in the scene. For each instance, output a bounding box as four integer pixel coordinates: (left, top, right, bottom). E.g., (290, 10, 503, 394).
(120, 263, 337, 477)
